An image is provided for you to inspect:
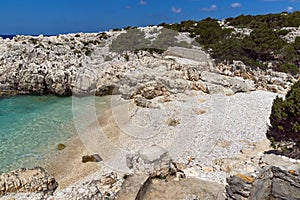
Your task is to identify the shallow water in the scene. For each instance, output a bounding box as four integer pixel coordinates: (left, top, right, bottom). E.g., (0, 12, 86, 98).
(0, 95, 111, 173)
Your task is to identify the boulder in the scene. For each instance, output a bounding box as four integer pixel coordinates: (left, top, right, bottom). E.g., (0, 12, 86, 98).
(201, 71, 255, 94)
(115, 174, 151, 200)
(143, 177, 225, 200)
(57, 143, 66, 150)
(226, 166, 300, 200)
(126, 145, 172, 175)
(82, 154, 103, 163)
(133, 95, 159, 108)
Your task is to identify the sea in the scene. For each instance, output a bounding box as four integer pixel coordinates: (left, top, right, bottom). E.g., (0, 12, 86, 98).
(0, 95, 110, 174)
(0, 35, 54, 40)
(0, 35, 15, 39)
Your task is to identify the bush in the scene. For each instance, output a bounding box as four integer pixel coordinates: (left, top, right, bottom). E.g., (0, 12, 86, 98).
(267, 81, 300, 158)
(152, 28, 180, 50)
(110, 28, 151, 53)
(280, 63, 299, 75)
(160, 12, 300, 74)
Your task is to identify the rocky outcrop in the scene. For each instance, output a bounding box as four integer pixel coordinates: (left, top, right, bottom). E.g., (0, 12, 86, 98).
(126, 145, 172, 175)
(115, 174, 151, 200)
(0, 167, 58, 196)
(0, 171, 124, 200)
(217, 61, 297, 94)
(0, 30, 296, 99)
(226, 166, 300, 200)
(53, 172, 123, 200)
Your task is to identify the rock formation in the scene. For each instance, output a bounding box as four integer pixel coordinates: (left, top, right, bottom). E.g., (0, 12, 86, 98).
(0, 27, 299, 199)
(0, 167, 57, 195)
(0, 29, 296, 100)
(226, 166, 300, 200)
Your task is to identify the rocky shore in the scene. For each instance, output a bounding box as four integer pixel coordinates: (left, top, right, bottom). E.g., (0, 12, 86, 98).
(0, 28, 299, 199)
(0, 28, 296, 98)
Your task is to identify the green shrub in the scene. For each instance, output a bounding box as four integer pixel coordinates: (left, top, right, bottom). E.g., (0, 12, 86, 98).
(160, 12, 300, 74)
(267, 81, 300, 158)
(152, 28, 179, 50)
(276, 29, 290, 36)
(110, 29, 151, 53)
(281, 63, 299, 75)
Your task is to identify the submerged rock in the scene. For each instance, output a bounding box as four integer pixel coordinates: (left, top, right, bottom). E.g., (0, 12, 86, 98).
(57, 143, 66, 150)
(82, 154, 103, 163)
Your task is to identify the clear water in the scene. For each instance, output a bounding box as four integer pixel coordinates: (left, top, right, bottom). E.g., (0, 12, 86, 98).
(0, 95, 110, 173)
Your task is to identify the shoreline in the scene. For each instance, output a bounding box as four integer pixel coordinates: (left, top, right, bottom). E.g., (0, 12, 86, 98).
(43, 98, 118, 190)
(44, 135, 101, 190)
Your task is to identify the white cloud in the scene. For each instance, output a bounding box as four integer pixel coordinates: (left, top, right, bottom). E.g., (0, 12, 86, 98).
(201, 4, 217, 11)
(139, 0, 147, 5)
(231, 2, 241, 8)
(287, 6, 294, 12)
(172, 7, 182, 13)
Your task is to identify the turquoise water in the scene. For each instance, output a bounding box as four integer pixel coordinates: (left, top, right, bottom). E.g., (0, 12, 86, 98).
(0, 95, 111, 173)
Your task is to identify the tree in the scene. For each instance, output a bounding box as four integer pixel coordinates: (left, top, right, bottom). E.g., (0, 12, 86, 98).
(267, 81, 300, 158)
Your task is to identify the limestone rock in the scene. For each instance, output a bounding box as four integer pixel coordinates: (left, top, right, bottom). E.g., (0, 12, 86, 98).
(126, 145, 172, 175)
(226, 166, 300, 200)
(133, 95, 159, 108)
(115, 174, 151, 200)
(259, 153, 300, 171)
(0, 167, 58, 195)
(143, 177, 225, 200)
(53, 172, 123, 200)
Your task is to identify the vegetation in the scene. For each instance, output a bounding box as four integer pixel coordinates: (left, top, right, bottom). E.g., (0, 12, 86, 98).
(110, 27, 191, 53)
(110, 28, 151, 53)
(226, 12, 300, 29)
(161, 12, 300, 74)
(267, 81, 300, 159)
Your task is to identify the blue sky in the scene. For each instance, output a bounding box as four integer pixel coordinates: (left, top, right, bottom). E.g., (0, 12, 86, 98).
(0, 0, 299, 35)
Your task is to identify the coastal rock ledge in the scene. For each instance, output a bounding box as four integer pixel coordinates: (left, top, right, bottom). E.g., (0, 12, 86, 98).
(0, 167, 58, 196)
(226, 166, 300, 200)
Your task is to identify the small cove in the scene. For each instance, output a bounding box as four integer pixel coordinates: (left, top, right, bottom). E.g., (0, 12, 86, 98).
(0, 95, 111, 173)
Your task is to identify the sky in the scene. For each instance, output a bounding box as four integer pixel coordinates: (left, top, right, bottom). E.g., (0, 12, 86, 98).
(0, 0, 299, 35)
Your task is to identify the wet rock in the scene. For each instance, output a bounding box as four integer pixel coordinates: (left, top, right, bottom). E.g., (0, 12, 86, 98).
(0, 167, 58, 195)
(57, 143, 66, 150)
(82, 154, 103, 163)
